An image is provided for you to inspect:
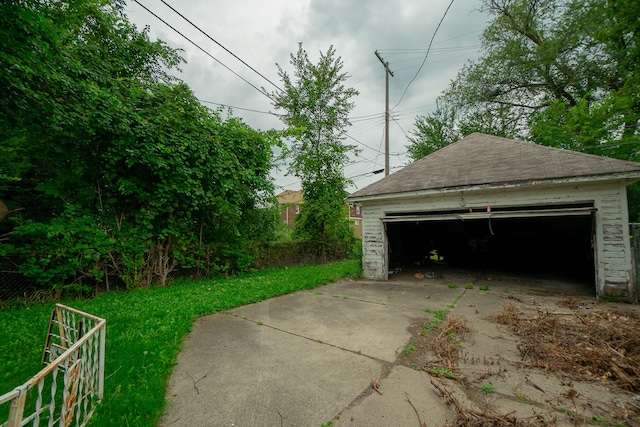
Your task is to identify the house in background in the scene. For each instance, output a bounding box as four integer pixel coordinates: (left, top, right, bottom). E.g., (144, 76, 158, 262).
(276, 190, 303, 230)
(348, 203, 363, 238)
(276, 189, 363, 238)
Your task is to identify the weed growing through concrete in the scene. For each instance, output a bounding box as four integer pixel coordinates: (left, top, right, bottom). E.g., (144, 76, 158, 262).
(403, 343, 417, 355)
(465, 283, 474, 289)
(479, 285, 490, 291)
(481, 383, 495, 394)
(558, 407, 575, 416)
(448, 284, 458, 288)
(430, 367, 454, 378)
(598, 294, 619, 303)
(422, 309, 449, 335)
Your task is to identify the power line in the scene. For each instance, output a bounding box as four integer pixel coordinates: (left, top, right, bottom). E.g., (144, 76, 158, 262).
(159, 0, 283, 93)
(132, 0, 272, 100)
(198, 99, 280, 116)
(348, 168, 385, 180)
(391, 0, 456, 110)
(346, 133, 386, 155)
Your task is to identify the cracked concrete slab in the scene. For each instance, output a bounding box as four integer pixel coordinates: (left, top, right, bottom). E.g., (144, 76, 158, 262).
(160, 271, 603, 427)
(161, 312, 384, 427)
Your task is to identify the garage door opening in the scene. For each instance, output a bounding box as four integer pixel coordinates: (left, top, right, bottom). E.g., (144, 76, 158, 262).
(385, 206, 595, 292)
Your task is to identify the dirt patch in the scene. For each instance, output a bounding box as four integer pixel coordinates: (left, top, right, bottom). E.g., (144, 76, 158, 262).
(397, 296, 640, 426)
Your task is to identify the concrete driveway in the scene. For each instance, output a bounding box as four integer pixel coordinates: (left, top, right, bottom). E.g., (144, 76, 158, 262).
(159, 269, 595, 427)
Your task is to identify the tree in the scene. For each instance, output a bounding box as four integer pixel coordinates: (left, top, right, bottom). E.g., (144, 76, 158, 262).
(407, 100, 518, 161)
(272, 43, 358, 259)
(406, 0, 640, 216)
(440, 0, 639, 155)
(0, 0, 279, 291)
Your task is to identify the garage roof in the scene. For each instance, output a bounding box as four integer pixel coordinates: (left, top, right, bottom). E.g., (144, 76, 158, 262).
(348, 133, 640, 199)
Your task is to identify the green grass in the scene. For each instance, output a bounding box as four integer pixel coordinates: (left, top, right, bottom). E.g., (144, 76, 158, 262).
(0, 259, 361, 427)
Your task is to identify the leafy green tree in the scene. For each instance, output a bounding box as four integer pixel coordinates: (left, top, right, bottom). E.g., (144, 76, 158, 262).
(407, 0, 640, 216)
(440, 0, 639, 154)
(272, 43, 358, 259)
(0, 0, 280, 291)
(407, 101, 518, 161)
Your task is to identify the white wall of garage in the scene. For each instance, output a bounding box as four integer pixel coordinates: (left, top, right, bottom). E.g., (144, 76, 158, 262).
(356, 178, 635, 301)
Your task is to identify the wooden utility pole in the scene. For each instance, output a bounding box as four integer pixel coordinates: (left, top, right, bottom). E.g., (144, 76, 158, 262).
(375, 50, 394, 177)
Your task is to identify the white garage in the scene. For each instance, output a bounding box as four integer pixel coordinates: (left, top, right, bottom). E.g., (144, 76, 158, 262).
(346, 133, 640, 302)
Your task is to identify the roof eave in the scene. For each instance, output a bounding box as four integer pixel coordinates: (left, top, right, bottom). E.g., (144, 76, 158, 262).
(346, 172, 640, 203)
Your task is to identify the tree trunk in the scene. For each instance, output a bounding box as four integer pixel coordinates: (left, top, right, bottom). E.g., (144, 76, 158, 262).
(0, 199, 8, 222)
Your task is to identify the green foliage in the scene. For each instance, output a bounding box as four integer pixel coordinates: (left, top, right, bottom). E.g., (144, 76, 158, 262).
(481, 383, 496, 394)
(323, 0, 640, 254)
(0, 259, 361, 427)
(422, 309, 450, 335)
(406, 100, 518, 161)
(3, 208, 112, 294)
(402, 343, 417, 355)
(409, 0, 640, 181)
(430, 367, 454, 378)
(272, 43, 358, 260)
(406, 100, 519, 161)
(0, 0, 281, 290)
(407, 103, 460, 160)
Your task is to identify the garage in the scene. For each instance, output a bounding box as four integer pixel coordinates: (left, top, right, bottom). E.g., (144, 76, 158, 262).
(385, 205, 595, 282)
(346, 133, 640, 301)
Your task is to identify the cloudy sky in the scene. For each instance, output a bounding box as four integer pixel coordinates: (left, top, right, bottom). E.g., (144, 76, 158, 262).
(124, 0, 491, 193)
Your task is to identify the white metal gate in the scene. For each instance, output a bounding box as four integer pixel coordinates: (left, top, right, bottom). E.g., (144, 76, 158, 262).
(0, 304, 106, 427)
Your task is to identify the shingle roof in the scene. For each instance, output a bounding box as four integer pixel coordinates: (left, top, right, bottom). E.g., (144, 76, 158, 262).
(348, 133, 640, 199)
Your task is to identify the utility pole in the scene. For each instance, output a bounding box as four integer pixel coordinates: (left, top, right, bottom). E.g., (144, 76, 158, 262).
(375, 50, 394, 177)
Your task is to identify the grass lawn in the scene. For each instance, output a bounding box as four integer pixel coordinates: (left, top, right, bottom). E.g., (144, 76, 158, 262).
(0, 259, 361, 426)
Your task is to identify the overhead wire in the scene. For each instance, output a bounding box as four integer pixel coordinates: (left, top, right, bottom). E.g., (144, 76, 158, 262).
(134, 0, 421, 191)
(159, 0, 283, 93)
(391, 0, 456, 111)
(132, 0, 272, 100)
(199, 99, 279, 115)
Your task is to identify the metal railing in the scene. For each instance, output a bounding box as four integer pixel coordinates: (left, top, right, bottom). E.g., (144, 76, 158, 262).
(0, 304, 106, 427)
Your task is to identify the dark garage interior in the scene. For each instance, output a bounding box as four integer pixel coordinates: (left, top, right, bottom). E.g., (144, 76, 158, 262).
(386, 212, 595, 287)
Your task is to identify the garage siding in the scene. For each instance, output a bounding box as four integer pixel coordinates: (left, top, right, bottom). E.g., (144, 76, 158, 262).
(358, 181, 635, 300)
(595, 186, 633, 298)
(362, 204, 387, 279)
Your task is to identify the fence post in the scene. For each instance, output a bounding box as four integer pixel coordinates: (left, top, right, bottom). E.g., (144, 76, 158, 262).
(6, 386, 27, 427)
(98, 325, 106, 399)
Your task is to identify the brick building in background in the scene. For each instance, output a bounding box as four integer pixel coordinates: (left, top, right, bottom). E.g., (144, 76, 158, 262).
(347, 203, 362, 238)
(276, 190, 362, 238)
(276, 190, 303, 230)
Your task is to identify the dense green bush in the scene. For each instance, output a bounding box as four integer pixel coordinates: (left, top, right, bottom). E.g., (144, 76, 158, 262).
(0, 0, 283, 292)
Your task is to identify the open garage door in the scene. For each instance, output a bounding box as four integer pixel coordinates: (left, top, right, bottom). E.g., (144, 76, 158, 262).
(384, 203, 596, 287)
